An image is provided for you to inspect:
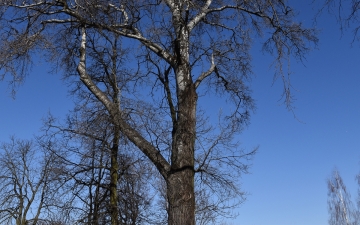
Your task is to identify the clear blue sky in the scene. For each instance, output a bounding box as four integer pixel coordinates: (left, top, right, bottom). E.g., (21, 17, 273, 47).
(1, 1, 360, 225)
(231, 1, 360, 224)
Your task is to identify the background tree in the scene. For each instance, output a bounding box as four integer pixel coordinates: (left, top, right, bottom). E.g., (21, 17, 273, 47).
(41, 104, 158, 224)
(327, 168, 360, 225)
(0, 1, 317, 224)
(38, 24, 162, 223)
(0, 137, 63, 225)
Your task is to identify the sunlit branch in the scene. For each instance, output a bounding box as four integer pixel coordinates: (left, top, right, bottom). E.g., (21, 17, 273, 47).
(194, 54, 215, 89)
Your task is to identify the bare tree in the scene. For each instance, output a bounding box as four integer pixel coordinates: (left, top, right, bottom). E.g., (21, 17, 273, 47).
(0, 1, 317, 224)
(327, 168, 359, 225)
(0, 137, 62, 225)
(41, 102, 159, 225)
(41, 25, 134, 225)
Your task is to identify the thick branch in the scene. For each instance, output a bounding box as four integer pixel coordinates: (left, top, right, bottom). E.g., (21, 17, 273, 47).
(76, 27, 171, 179)
(194, 54, 215, 88)
(187, 0, 212, 31)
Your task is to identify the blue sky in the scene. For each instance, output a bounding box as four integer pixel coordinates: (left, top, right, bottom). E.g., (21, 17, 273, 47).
(230, 1, 360, 224)
(1, 1, 360, 225)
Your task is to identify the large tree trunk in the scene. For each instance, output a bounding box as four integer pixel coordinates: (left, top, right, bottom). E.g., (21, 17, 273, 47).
(168, 81, 197, 225)
(167, 169, 195, 225)
(166, 16, 197, 223)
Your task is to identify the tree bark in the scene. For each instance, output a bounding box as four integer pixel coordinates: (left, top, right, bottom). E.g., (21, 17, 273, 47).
(167, 91, 197, 224)
(168, 71, 197, 225)
(165, 10, 198, 221)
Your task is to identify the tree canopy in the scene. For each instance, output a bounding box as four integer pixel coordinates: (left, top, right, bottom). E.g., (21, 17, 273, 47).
(0, 1, 318, 224)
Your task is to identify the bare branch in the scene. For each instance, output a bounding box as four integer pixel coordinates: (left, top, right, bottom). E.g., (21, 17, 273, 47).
(194, 54, 215, 88)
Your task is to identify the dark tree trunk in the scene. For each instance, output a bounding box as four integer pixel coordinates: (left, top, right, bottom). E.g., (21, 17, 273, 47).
(167, 169, 195, 225)
(110, 128, 120, 225)
(168, 81, 197, 225)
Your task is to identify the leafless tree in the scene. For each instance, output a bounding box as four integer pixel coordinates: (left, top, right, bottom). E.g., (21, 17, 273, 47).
(0, 1, 317, 224)
(41, 101, 159, 225)
(0, 137, 63, 225)
(327, 168, 359, 225)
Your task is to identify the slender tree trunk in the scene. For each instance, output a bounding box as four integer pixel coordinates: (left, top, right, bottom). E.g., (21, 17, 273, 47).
(110, 127, 120, 225)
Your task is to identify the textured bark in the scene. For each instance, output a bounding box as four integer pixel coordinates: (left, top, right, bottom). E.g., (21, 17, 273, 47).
(167, 169, 195, 225)
(167, 83, 197, 225)
(167, 10, 197, 222)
